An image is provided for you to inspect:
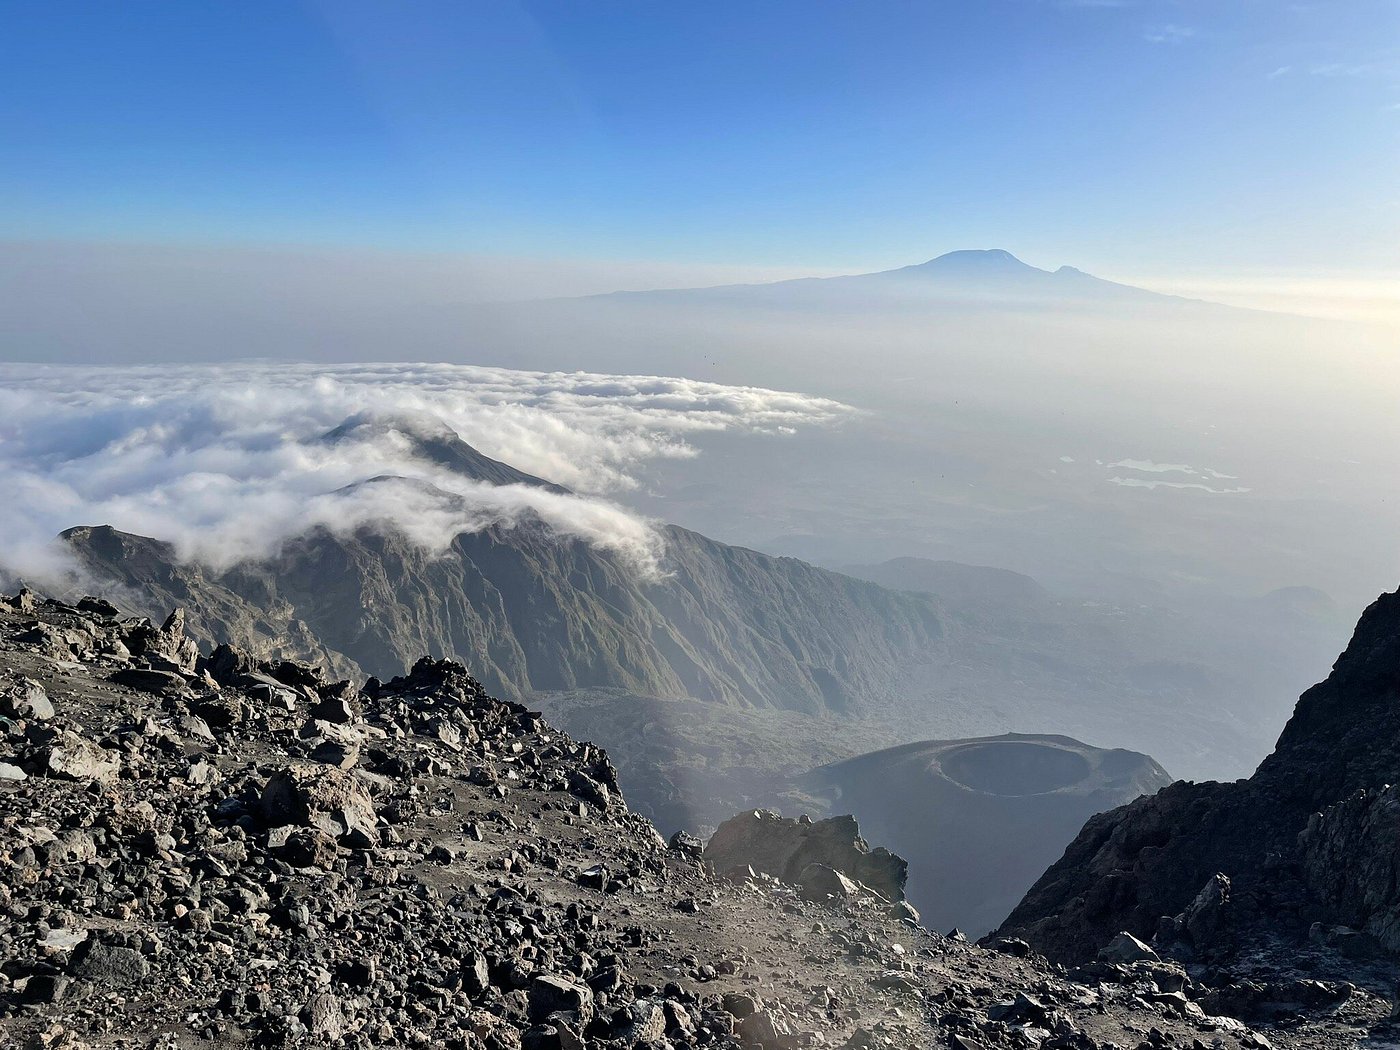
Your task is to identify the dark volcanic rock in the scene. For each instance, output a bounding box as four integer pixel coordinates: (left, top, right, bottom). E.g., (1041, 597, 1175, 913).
(704, 811, 906, 903)
(995, 588, 1400, 964)
(260, 764, 379, 847)
(0, 588, 1381, 1050)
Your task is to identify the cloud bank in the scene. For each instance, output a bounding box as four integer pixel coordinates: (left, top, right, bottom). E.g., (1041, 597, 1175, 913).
(0, 362, 853, 584)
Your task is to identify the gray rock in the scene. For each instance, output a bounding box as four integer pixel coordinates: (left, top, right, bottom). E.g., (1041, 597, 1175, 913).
(42, 730, 120, 783)
(798, 862, 860, 904)
(705, 810, 906, 904)
(260, 764, 378, 848)
(619, 997, 666, 1041)
(111, 667, 188, 694)
(301, 992, 345, 1041)
(738, 1009, 792, 1049)
(1, 677, 53, 720)
(1098, 931, 1159, 964)
(71, 941, 150, 989)
(278, 827, 339, 869)
(528, 974, 594, 1025)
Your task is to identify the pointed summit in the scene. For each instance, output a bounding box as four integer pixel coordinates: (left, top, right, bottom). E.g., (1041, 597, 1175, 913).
(321, 412, 570, 494)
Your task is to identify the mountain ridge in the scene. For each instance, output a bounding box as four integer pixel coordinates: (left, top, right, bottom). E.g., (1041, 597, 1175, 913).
(61, 519, 947, 715)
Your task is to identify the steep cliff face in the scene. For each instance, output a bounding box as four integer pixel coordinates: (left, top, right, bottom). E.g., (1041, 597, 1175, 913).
(63, 518, 944, 715)
(993, 588, 1400, 963)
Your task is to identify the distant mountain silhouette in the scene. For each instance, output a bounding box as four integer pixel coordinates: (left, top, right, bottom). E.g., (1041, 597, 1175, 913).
(574, 249, 1211, 311)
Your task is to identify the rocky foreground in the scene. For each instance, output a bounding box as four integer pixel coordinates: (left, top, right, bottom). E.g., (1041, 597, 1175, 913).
(0, 592, 1392, 1049)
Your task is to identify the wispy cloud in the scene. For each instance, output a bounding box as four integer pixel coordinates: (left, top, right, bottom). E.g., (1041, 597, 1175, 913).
(0, 363, 853, 583)
(1309, 61, 1377, 78)
(1143, 23, 1195, 44)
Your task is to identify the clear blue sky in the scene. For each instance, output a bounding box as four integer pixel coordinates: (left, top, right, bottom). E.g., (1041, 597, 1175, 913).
(2, 1, 1398, 276)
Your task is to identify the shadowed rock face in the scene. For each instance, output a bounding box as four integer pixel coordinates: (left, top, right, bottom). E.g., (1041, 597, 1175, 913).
(803, 734, 1170, 936)
(994, 588, 1400, 964)
(703, 811, 907, 904)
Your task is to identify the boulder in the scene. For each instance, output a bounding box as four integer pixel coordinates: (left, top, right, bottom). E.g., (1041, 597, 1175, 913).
(201, 643, 256, 686)
(300, 992, 345, 1041)
(668, 830, 704, 857)
(528, 975, 594, 1025)
(1, 677, 54, 721)
(704, 810, 906, 903)
(1098, 932, 1159, 964)
(111, 668, 187, 695)
(70, 941, 150, 989)
(41, 731, 120, 783)
(260, 764, 378, 848)
(127, 608, 200, 673)
(277, 827, 339, 869)
(309, 690, 360, 725)
(797, 863, 859, 904)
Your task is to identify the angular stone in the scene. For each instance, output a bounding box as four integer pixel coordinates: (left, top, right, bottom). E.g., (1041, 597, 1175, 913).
(278, 827, 339, 869)
(798, 862, 859, 904)
(301, 992, 345, 1041)
(22, 974, 69, 1004)
(668, 830, 704, 857)
(111, 667, 187, 694)
(260, 764, 378, 848)
(71, 941, 150, 989)
(42, 731, 120, 783)
(528, 975, 594, 1025)
(705, 810, 906, 904)
(619, 998, 666, 1042)
(1, 677, 53, 721)
(1098, 931, 1159, 964)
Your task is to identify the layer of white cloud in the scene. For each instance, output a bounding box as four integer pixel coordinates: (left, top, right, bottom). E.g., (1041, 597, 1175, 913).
(0, 362, 852, 584)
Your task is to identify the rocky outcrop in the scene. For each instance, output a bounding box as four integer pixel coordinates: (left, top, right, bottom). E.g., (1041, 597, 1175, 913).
(994, 587, 1400, 964)
(1298, 784, 1400, 952)
(804, 733, 1171, 936)
(704, 810, 907, 904)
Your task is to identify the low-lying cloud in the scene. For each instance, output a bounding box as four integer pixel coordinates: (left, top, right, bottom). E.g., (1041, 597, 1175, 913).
(0, 362, 853, 585)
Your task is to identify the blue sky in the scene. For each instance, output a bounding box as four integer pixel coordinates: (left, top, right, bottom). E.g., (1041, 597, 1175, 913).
(2, 1, 1398, 284)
